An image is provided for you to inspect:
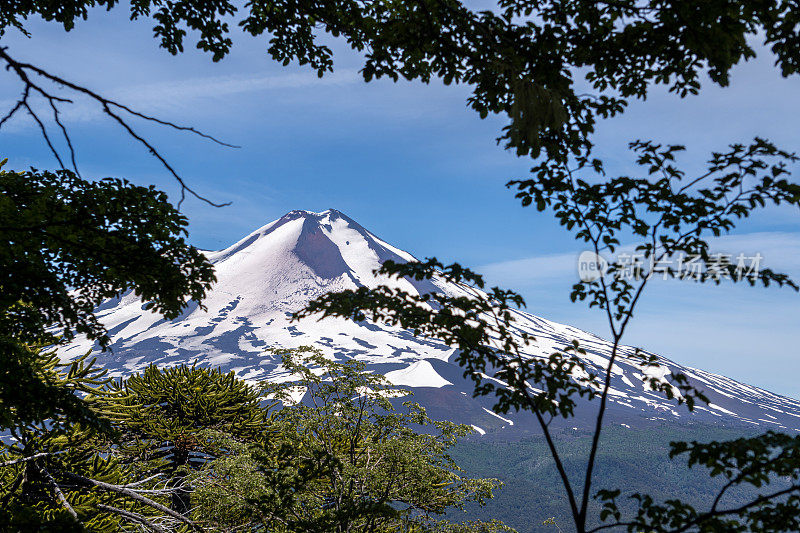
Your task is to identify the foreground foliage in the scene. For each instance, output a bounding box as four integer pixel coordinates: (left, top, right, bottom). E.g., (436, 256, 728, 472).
(0, 162, 214, 350)
(3, 1, 800, 171)
(0, 163, 219, 528)
(300, 139, 800, 533)
(0, 163, 215, 431)
(0, 346, 512, 532)
(0, 349, 188, 532)
(194, 346, 508, 532)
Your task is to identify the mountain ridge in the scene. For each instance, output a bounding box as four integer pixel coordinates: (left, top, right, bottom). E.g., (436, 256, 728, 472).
(60, 209, 800, 435)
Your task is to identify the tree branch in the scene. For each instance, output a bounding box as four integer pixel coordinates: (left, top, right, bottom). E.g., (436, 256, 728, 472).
(97, 503, 167, 533)
(41, 467, 79, 521)
(0, 451, 60, 468)
(0, 45, 236, 208)
(60, 471, 202, 531)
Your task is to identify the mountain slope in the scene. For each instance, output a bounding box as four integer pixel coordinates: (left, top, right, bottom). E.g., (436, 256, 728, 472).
(60, 209, 800, 434)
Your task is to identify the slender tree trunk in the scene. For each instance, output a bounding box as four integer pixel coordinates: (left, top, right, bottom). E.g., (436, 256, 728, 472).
(170, 447, 192, 515)
(170, 471, 191, 515)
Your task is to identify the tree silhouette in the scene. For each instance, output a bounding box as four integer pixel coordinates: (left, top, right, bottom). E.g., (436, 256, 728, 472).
(3, 1, 800, 195)
(300, 139, 800, 531)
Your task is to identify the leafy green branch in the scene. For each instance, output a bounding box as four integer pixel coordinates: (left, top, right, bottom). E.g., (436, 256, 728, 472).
(301, 138, 800, 532)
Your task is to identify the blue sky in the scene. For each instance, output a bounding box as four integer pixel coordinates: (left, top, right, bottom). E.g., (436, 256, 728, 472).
(2, 10, 799, 397)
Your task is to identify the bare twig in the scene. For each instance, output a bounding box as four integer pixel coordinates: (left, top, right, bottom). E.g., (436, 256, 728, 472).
(97, 503, 167, 533)
(41, 467, 79, 521)
(60, 471, 202, 531)
(118, 473, 165, 489)
(0, 45, 237, 208)
(24, 98, 66, 170)
(0, 95, 25, 129)
(47, 96, 80, 174)
(0, 451, 63, 468)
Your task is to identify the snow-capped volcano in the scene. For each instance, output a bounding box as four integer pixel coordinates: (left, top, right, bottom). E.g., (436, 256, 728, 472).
(62, 209, 800, 435)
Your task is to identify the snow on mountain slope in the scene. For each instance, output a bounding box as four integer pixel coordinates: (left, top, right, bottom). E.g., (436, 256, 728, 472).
(60, 209, 800, 434)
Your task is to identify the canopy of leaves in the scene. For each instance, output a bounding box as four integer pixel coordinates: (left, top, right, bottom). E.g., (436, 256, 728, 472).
(0, 162, 215, 349)
(3, 2, 800, 161)
(300, 139, 800, 532)
(509, 139, 800, 319)
(194, 346, 508, 532)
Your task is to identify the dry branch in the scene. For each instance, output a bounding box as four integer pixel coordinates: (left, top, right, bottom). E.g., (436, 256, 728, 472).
(0, 46, 236, 208)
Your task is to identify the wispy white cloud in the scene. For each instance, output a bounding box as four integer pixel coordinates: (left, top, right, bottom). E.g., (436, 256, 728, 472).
(477, 251, 576, 286)
(477, 231, 800, 290)
(0, 68, 362, 132)
(111, 69, 361, 109)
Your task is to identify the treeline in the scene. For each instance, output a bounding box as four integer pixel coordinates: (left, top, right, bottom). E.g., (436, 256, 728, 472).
(449, 425, 773, 533)
(0, 344, 514, 532)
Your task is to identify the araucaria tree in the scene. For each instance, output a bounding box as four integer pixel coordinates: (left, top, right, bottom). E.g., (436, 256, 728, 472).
(97, 364, 267, 515)
(0, 347, 201, 532)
